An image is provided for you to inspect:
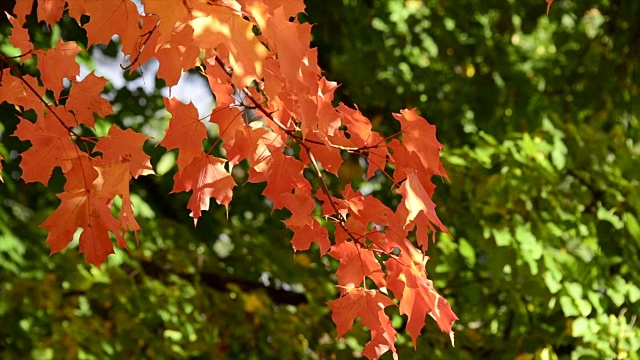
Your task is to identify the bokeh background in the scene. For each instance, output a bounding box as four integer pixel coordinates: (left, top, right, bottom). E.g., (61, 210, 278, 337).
(0, 0, 638, 359)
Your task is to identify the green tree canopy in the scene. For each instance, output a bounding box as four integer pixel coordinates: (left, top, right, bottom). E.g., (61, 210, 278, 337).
(1, 0, 638, 359)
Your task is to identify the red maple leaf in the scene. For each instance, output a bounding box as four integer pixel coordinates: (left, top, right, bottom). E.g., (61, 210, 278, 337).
(190, 5, 269, 87)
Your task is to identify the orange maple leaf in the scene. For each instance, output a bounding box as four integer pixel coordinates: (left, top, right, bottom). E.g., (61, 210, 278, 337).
(209, 106, 245, 154)
(396, 171, 448, 248)
(260, 150, 309, 200)
(273, 188, 315, 227)
(36, 39, 81, 95)
(223, 123, 283, 169)
(172, 155, 236, 224)
(338, 104, 391, 178)
(329, 242, 385, 288)
(155, 24, 201, 87)
(12, 0, 34, 25)
(13, 113, 79, 184)
(386, 243, 458, 345)
(159, 98, 208, 170)
(65, 73, 113, 127)
(142, 0, 190, 45)
(93, 161, 141, 238)
(94, 125, 154, 179)
(68, 0, 141, 56)
(190, 5, 269, 87)
(265, 7, 316, 94)
(288, 221, 331, 254)
(298, 134, 343, 175)
(327, 287, 398, 360)
(0, 70, 44, 114)
(394, 109, 447, 179)
(37, 0, 65, 25)
(7, 12, 34, 56)
(42, 156, 124, 266)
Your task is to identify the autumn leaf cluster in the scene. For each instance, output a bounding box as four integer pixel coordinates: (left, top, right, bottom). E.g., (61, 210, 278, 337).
(0, 0, 457, 357)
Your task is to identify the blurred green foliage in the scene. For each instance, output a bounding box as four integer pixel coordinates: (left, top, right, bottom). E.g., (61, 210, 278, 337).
(1, 0, 639, 359)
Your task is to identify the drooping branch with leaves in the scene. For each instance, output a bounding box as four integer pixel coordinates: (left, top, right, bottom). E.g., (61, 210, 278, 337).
(0, 1, 459, 358)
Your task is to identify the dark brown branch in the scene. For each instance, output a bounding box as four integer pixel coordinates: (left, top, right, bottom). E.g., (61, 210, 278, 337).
(140, 259, 307, 305)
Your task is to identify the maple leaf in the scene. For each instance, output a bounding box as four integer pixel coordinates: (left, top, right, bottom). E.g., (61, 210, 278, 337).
(65, 73, 113, 127)
(13, 113, 79, 184)
(172, 155, 236, 224)
(12, 0, 34, 25)
(299, 136, 343, 175)
(394, 109, 447, 179)
(0, 70, 44, 114)
(68, 0, 141, 56)
(209, 106, 245, 152)
(338, 104, 390, 178)
(329, 242, 385, 288)
(155, 24, 201, 87)
(159, 98, 208, 170)
(223, 123, 283, 169)
(289, 220, 331, 254)
(265, 7, 317, 94)
(546, 0, 554, 15)
(240, 0, 306, 19)
(341, 185, 394, 227)
(327, 287, 398, 360)
(259, 150, 310, 200)
(36, 39, 81, 95)
(141, 0, 190, 45)
(7, 12, 34, 56)
(37, 0, 66, 25)
(386, 242, 458, 345)
(273, 188, 315, 227)
(93, 161, 141, 239)
(94, 125, 154, 179)
(42, 155, 125, 266)
(92, 125, 154, 237)
(396, 170, 448, 248)
(190, 5, 269, 87)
